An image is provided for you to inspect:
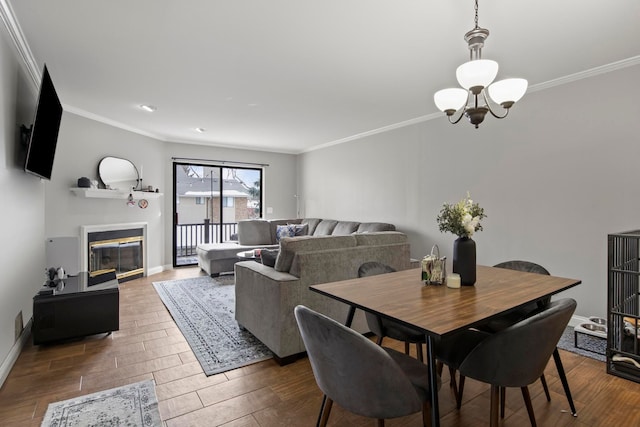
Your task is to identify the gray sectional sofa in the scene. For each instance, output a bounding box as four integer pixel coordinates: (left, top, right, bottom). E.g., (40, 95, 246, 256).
(233, 220, 414, 363)
(197, 218, 302, 277)
(196, 217, 396, 276)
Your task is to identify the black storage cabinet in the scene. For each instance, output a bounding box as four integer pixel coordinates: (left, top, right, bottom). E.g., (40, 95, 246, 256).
(607, 230, 640, 383)
(32, 275, 119, 345)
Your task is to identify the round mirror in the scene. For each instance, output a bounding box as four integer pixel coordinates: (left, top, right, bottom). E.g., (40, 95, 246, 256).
(98, 157, 139, 190)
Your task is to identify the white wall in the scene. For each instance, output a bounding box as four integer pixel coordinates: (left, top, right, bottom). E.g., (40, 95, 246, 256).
(44, 112, 165, 272)
(0, 24, 44, 382)
(298, 64, 640, 319)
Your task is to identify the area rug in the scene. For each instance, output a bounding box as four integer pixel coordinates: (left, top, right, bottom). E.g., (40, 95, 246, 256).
(153, 275, 272, 376)
(41, 379, 160, 426)
(557, 326, 606, 362)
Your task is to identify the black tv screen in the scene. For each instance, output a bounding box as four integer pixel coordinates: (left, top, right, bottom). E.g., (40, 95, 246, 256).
(24, 65, 63, 180)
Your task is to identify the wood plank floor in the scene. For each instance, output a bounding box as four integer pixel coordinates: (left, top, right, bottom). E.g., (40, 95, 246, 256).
(1, 267, 639, 426)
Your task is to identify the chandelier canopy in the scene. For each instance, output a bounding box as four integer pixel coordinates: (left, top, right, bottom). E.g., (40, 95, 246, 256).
(433, 0, 527, 128)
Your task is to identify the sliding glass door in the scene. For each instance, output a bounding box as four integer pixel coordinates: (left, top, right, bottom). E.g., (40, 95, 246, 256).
(173, 162, 262, 266)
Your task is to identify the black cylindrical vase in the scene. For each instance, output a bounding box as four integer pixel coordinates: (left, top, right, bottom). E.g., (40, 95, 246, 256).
(453, 237, 476, 286)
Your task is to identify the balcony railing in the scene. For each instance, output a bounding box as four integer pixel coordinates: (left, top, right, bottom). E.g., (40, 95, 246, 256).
(176, 221, 238, 263)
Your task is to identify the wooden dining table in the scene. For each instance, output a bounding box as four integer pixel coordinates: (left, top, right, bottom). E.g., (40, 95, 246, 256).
(310, 265, 581, 427)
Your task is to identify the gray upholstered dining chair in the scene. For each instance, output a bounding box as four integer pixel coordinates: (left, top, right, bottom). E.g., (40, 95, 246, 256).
(294, 305, 440, 427)
(438, 298, 576, 427)
(444, 260, 577, 416)
(358, 262, 426, 361)
(482, 260, 552, 332)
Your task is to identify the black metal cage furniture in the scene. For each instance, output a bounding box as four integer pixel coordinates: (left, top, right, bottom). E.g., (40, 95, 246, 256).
(607, 230, 640, 383)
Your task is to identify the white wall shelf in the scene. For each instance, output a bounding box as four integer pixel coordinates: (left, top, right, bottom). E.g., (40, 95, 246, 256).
(70, 188, 163, 199)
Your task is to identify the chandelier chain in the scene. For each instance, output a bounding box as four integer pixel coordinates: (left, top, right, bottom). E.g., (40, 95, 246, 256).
(474, 0, 479, 29)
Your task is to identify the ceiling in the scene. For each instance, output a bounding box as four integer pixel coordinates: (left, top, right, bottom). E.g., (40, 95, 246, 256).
(5, 0, 640, 154)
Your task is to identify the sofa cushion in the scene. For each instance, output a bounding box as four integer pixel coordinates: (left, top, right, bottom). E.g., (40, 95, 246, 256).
(276, 225, 297, 242)
(269, 219, 301, 244)
(237, 220, 272, 245)
(196, 242, 242, 260)
(290, 223, 309, 236)
(261, 249, 279, 267)
(274, 235, 358, 273)
(332, 221, 360, 235)
(301, 218, 322, 235)
(354, 231, 408, 246)
(356, 222, 396, 233)
(313, 219, 338, 236)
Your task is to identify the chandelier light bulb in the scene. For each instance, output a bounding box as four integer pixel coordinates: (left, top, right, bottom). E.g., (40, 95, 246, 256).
(434, 88, 468, 114)
(487, 78, 528, 107)
(456, 59, 499, 93)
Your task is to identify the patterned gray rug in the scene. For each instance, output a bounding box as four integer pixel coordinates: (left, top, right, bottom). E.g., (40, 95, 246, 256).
(557, 326, 606, 362)
(153, 275, 272, 376)
(41, 380, 160, 426)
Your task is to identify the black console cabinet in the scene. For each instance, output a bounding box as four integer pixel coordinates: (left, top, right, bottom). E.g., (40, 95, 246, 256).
(32, 273, 119, 345)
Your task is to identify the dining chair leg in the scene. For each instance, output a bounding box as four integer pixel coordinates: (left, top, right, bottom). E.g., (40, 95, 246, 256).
(318, 397, 333, 427)
(447, 366, 461, 407)
(316, 395, 326, 427)
(416, 342, 424, 362)
(457, 375, 466, 409)
(552, 347, 577, 416)
(520, 386, 537, 427)
(539, 374, 551, 401)
(422, 401, 432, 427)
(500, 387, 506, 418)
(377, 419, 385, 427)
(377, 336, 384, 345)
(404, 341, 410, 355)
(490, 385, 500, 427)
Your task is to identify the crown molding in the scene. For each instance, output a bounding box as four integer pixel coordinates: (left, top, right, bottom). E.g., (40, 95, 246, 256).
(0, 0, 40, 88)
(527, 55, 640, 93)
(309, 55, 640, 152)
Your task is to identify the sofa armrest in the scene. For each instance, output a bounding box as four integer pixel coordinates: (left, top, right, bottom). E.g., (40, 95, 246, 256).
(234, 261, 303, 359)
(234, 260, 298, 281)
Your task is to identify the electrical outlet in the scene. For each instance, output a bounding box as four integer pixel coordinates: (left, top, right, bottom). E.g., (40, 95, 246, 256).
(14, 311, 23, 341)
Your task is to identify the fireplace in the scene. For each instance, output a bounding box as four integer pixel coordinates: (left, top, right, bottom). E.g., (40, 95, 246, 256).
(81, 223, 147, 283)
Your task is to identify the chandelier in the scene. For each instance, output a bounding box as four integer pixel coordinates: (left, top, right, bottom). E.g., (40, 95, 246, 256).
(433, 0, 527, 128)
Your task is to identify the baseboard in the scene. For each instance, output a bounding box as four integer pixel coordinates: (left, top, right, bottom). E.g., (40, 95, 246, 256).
(147, 265, 166, 276)
(0, 318, 32, 388)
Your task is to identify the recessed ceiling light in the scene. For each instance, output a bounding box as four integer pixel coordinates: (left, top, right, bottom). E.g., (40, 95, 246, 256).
(139, 104, 157, 112)
(195, 127, 206, 133)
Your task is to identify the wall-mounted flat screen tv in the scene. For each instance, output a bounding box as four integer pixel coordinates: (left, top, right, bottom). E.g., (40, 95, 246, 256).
(24, 65, 63, 180)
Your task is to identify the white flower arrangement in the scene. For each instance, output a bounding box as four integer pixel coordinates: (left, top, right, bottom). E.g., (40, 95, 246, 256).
(436, 192, 486, 238)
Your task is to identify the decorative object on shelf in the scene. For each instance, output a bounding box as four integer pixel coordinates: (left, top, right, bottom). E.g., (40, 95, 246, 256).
(437, 192, 486, 285)
(126, 193, 135, 207)
(138, 199, 148, 209)
(98, 156, 139, 190)
(421, 244, 446, 285)
(433, 0, 528, 128)
(77, 177, 91, 188)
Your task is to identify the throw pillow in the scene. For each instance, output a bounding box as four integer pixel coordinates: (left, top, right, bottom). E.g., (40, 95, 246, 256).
(261, 249, 279, 267)
(289, 223, 308, 236)
(276, 225, 296, 242)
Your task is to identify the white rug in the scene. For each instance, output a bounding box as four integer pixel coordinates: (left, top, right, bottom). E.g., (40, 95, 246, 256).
(41, 380, 161, 426)
(153, 275, 272, 376)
